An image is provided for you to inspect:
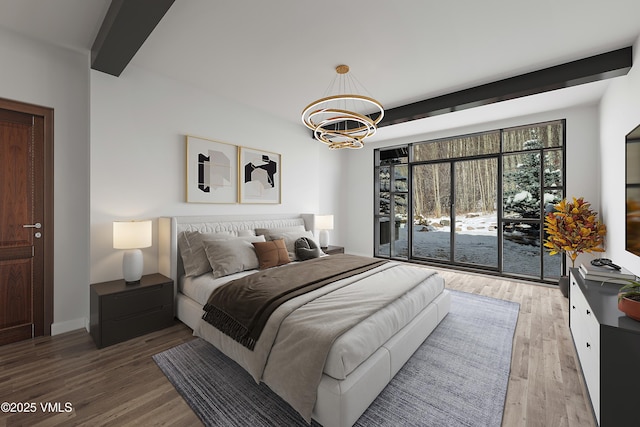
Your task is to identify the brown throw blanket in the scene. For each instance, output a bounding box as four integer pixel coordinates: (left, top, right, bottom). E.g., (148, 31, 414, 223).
(202, 254, 387, 350)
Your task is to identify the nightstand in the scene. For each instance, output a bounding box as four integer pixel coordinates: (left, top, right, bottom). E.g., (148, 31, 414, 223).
(90, 273, 174, 348)
(323, 245, 345, 255)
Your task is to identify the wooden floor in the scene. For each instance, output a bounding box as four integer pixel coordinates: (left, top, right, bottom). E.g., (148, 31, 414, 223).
(0, 269, 596, 427)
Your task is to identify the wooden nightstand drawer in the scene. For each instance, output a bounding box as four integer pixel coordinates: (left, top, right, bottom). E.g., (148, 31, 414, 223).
(101, 305, 174, 348)
(90, 273, 174, 348)
(101, 282, 172, 320)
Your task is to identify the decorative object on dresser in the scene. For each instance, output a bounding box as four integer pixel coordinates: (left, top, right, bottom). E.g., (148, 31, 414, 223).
(569, 269, 640, 426)
(579, 260, 636, 284)
(315, 214, 334, 248)
(617, 279, 640, 321)
(544, 197, 606, 297)
(113, 219, 152, 284)
(185, 135, 238, 204)
(90, 273, 174, 348)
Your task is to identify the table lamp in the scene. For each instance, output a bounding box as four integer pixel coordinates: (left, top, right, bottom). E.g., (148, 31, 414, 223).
(315, 214, 334, 249)
(113, 220, 152, 284)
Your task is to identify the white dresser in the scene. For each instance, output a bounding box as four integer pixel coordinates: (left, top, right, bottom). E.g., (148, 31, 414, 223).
(569, 269, 640, 427)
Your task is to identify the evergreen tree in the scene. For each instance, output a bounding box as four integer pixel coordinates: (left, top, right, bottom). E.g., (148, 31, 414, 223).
(503, 132, 543, 219)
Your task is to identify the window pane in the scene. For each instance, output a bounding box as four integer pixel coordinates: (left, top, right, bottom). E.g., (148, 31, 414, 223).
(394, 165, 408, 192)
(377, 218, 390, 256)
(543, 189, 563, 215)
(503, 121, 563, 152)
(393, 192, 409, 257)
(379, 146, 408, 165)
(379, 167, 390, 191)
(394, 194, 407, 219)
(394, 191, 408, 256)
(412, 163, 451, 260)
(414, 132, 499, 161)
(543, 237, 562, 279)
(503, 221, 541, 278)
(453, 159, 498, 268)
(379, 193, 390, 215)
(503, 152, 541, 219)
(544, 149, 563, 187)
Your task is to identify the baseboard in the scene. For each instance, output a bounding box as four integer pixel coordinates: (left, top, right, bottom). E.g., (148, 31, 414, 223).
(51, 317, 88, 336)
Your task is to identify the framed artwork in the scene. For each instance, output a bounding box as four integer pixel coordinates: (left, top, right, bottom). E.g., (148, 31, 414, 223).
(186, 135, 238, 203)
(239, 147, 281, 204)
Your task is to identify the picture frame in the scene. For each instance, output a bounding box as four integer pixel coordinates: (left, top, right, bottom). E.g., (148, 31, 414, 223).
(239, 146, 281, 204)
(186, 135, 238, 203)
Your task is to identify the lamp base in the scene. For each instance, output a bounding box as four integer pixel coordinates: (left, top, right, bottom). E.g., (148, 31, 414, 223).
(122, 249, 143, 284)
(319, 229, 330, 249)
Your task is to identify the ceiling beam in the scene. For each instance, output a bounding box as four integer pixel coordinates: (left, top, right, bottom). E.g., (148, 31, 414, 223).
(379, 46, 633, 127)
(91, 0, 175, 77)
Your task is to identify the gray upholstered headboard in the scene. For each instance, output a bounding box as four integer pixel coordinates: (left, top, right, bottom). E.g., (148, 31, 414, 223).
(158, 214, 315, 286)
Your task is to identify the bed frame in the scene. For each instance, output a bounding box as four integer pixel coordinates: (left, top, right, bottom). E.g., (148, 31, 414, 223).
(158, 214, 451, 427)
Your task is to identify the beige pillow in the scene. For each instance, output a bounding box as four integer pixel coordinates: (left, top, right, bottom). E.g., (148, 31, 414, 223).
(203, 235, 265, 278)
(252, 239, 291, 269)
(178, 230, 235, 277)
(255, 225, 306, 238)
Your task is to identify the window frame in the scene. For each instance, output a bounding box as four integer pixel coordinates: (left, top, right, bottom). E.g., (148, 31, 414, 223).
(374, 119, 566, 284)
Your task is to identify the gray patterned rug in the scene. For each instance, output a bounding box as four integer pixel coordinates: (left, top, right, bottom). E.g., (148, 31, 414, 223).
(153, 290, 519, 426)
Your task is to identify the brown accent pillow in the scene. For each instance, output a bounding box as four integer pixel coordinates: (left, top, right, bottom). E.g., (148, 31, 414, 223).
(252, 239, 291, 269)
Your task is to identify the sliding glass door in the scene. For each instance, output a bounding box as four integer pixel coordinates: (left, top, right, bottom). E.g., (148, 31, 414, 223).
(412, 158, 498, 269)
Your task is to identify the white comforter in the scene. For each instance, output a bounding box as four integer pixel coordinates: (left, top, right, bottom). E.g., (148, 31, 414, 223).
(192, 261, 444, 422)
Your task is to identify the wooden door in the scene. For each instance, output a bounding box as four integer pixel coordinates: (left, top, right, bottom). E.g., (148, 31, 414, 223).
(0, 99, 53, 346)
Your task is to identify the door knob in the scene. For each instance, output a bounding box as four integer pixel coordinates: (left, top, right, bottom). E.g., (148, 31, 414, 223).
(23, 223, 41, 229)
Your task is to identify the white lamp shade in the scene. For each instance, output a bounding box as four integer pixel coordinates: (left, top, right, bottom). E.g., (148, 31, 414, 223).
(113, 220, 152, 249)
(315, 215, 334, 231)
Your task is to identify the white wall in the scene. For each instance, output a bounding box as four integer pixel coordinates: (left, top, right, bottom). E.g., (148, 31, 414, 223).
(90, 65, 321, 284)
(0, 28, 91, 335)
(316, 146, 349, 247)
(600, 34, 640, 276)
(342, 104, 602, 263)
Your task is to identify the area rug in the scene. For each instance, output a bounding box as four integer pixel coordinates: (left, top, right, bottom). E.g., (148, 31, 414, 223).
(153, 290, 519, 426)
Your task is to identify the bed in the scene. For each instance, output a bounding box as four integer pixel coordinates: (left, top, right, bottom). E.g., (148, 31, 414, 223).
(158, 214, 451, 427)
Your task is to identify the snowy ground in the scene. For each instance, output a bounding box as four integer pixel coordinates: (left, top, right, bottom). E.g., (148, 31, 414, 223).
(381, 212, 561, 279)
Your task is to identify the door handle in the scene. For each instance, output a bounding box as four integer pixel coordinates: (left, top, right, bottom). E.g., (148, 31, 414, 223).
(23, 223, 41, 229)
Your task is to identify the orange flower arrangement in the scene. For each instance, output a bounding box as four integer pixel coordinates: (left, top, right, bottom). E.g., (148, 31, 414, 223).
(544, 197, 607, 268)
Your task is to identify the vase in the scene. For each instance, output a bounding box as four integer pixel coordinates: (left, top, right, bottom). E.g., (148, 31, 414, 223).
(618, 295, 640, 321)
(558, 275, 569, 298)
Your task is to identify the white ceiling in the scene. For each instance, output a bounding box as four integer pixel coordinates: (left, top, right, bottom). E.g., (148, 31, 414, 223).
(1, 0, 639, 141)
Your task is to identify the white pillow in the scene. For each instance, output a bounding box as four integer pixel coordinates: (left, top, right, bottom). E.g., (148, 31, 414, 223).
(178, 231, 234, 277)
(203, 235, 266, 278)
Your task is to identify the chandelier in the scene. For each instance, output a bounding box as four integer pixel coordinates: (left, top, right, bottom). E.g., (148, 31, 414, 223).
(301, 65, 384, 149)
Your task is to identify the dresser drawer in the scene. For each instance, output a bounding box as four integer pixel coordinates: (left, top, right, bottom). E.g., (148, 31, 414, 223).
(101, 281, 172, 320)
(569, 272, 601, 423)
